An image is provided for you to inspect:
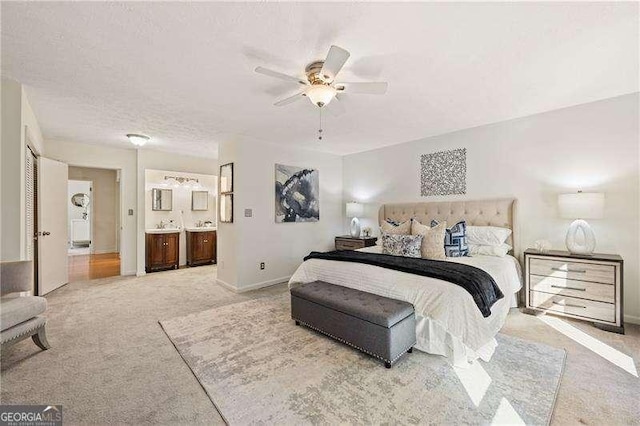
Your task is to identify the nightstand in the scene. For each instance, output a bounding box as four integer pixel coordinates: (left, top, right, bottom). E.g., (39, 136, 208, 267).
(523, 249, 624, 334)
(335, 236, 378, 251)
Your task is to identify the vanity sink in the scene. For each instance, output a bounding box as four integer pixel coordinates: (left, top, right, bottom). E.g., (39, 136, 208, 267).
(185, 227, 216, 232)
(146, 228, 181, 234)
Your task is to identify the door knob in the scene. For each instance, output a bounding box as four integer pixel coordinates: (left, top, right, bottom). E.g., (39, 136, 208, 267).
(42, 231, 51, 236)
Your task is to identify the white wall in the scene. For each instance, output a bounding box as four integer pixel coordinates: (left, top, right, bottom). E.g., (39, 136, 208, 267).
(343, 93, 639, 323)
(217, 138, 343, 291)
(144, 169, 217, 266)
(45, 141, 137, 274)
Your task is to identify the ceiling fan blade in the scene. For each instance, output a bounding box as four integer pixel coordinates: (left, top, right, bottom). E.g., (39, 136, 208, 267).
(255, 66, 307, 85)
(324, 97, 346, 116)
(274, 92, 305, 107)
(320, 45, 350, 82)
(335, 82, 388, 95)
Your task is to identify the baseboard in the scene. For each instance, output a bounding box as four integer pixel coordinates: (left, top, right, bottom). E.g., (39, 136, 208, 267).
(121, 270, 136, 276)
(624, 314, 640, 325)
(93, 248, 118, 255)
(216, 276, 291, 293)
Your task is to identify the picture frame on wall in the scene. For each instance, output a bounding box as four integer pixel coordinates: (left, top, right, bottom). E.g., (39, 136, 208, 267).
(219, 162, 234, 223)
(220, 163, 234, 194)
(219, 194, 233, 223)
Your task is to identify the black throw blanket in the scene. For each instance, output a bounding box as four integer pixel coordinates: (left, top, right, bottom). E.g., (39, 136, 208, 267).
(303, 250, 504, 318)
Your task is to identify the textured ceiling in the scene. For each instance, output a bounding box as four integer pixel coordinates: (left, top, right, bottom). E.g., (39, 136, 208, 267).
(2, 2, 638, 158)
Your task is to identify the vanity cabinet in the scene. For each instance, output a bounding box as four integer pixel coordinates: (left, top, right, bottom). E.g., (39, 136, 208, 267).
(186, 230, 217, 266)
(145, 232, 180, 273)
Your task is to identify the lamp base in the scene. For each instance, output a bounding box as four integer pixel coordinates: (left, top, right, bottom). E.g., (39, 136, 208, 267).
(565, 219, 596, 255)
(350, 217, 361, 238)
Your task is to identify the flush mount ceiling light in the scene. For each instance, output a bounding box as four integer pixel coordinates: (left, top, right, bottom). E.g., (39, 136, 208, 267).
(126, 133, 150, 147)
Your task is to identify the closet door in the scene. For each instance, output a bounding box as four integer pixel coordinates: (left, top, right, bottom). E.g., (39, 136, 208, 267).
(38, 157, 69, 295)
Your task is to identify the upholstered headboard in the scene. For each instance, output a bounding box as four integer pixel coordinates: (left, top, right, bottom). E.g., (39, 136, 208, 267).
(378, 199, 519, 254)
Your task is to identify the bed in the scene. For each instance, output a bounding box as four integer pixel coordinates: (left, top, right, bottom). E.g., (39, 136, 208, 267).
(289, 199, 522, 367)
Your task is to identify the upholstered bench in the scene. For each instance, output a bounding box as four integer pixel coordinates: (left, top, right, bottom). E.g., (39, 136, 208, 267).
(290, 281, 416, 368)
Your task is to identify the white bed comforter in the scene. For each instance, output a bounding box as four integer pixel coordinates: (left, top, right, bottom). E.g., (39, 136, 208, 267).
(288, 247, 522, 367)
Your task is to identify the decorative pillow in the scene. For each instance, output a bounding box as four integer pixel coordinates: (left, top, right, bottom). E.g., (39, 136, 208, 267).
(411, 219, 446, 260)
(466, 226, 512, 246)
(382, 234, 423, 258)
(385, 218, 401, 226)
(468, 243, 512, 257)
(380, 219, 411, 235)
(431, 219, 469, 257)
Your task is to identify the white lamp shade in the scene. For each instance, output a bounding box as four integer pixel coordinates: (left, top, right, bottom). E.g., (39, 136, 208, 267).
(346, 202, 364, 218)
(306, 85, 337, 107)
(558, 192, 604, 219)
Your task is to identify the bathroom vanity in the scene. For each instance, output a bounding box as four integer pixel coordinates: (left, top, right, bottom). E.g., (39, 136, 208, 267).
(186, 228, 217, 266)
(145, 230, 180, 273)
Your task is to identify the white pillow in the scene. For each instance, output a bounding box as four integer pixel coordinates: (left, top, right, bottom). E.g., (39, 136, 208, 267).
(468, 243, 512, 257)
(466, 226, 512, 246)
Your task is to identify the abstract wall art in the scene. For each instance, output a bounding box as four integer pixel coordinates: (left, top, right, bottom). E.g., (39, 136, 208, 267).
(420, 148, 467, 196)
(275, 164, 319, 223)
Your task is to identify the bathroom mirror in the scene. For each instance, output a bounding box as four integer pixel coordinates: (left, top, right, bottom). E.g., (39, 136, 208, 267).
(151, 188, 173, 211)
(71, 193, 90, 208)
(192, 191, 209, 211)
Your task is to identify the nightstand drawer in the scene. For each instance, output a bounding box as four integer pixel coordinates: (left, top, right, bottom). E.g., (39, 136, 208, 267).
(530, 291, 615, 323)
(529, 258, 615, 284)
(529, 275, 614, 303)
(336, 240, 364, 250)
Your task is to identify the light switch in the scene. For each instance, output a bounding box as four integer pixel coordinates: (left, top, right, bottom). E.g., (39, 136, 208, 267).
(244, 209, 253, 217)
(128, 209, 134, 216)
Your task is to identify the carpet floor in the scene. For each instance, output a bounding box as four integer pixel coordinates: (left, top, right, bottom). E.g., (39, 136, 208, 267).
(161, 294, 565, 425)
(1, 266, 639, 424)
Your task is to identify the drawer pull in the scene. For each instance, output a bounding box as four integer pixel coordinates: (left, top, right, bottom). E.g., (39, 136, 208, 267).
(204, 240, 208, 243)
(552, 300, 586, 309)
(551, 284, 586, 291)
(551, 267, 586, 273)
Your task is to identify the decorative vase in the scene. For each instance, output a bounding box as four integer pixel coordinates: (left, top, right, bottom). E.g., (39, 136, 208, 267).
(565, 219, 596, 255)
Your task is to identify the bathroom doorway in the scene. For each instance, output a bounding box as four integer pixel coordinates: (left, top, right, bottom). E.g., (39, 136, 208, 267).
(68, 180, 92, 255)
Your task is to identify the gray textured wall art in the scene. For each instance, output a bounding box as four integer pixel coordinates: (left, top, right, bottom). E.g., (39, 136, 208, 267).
(275, 164, 319, 223)
(420, 148, 467, 196)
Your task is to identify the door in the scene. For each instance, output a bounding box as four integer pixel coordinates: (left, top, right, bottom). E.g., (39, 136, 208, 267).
(38, 157, 69, 295)
(147, 234, 165, 269)
(193, 233, 207, 262)
(164, 233, 179, 266)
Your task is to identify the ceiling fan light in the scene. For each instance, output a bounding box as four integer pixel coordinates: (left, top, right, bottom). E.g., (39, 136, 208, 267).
(126, 133, 150, 146)
(306, 85, 336, 107)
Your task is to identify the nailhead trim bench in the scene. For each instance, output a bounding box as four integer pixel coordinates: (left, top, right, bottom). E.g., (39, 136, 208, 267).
(290, 281, 416, 368)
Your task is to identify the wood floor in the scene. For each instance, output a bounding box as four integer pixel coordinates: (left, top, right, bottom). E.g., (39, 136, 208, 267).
(68, 252, 120, 282)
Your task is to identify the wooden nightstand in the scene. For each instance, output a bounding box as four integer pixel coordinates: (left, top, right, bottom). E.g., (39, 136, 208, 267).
(335, 236, 378, 251)
(523, 249, 624, 334)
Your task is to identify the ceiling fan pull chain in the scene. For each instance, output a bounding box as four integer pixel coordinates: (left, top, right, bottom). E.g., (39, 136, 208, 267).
(318, 108, 323, 141)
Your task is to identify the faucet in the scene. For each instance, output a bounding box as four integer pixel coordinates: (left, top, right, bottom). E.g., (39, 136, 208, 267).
(157, 220, 167, 229)
(195, 220, 204, 227)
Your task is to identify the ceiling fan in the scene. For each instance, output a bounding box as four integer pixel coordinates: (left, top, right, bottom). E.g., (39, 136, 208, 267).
(255, 45, 388, 115)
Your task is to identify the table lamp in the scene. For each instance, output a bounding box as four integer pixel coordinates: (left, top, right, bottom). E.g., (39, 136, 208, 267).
(558, 191, 604, 255)
(346, 202, 364, 238)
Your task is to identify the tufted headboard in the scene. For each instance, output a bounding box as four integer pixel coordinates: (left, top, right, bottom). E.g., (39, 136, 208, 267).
(378, 199, 519, 255)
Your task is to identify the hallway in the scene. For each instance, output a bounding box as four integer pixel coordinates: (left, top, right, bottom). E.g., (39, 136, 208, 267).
(68, 252, 120, 282)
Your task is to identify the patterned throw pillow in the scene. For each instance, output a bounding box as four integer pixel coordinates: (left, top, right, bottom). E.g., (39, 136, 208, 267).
(385, 218, 401, 226)
(381, 234, 423, 258)
(431, 219, 469, 257)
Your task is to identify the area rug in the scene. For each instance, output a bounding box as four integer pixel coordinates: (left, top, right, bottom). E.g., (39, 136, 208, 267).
(160, 294, 565, 425)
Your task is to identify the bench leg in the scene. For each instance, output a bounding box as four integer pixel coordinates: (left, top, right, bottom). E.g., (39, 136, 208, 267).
(407, 347, 413, 353)
(294, 320, 300, 326)
(384, 361, 391, 369)
(32, 326, 50, 351)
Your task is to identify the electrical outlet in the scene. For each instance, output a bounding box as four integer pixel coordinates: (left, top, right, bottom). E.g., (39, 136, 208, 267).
(260, 262, 265, 270)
